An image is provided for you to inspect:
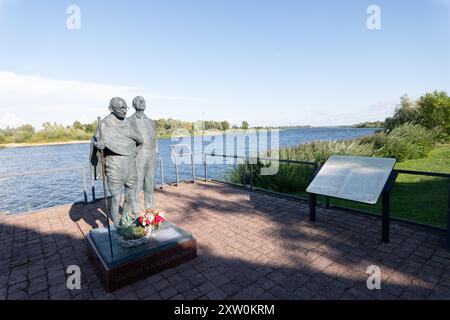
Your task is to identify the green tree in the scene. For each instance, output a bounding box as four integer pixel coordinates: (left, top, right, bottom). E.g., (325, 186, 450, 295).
(73, 120, 83, 130)
(415, 90, 450, 139)
(241, 121, 249, 130)
(83, 122, 97, 134)
(221, 121, 230, 130)
(0, 132, 6, 143)
(380, 123, 436, 161)
(17, 124, 35, 134)
(384, 95, 417, 131)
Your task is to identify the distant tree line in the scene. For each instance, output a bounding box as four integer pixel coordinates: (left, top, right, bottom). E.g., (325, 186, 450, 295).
(0, 122, 95, 144)
(352, 121, 384, 128)
(0, 118, 251, 144)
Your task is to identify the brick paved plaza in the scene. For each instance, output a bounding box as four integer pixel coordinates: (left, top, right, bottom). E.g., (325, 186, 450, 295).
(1, 181, 450, 300)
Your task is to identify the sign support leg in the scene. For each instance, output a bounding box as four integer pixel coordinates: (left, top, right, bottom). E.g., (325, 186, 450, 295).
(382, 191, 390, 243)
(309, 193, 316, 222)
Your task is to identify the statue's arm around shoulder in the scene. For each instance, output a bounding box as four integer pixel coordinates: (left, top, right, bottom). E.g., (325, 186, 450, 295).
(130, 118, 145, 146)
(152, 119, 159, 154)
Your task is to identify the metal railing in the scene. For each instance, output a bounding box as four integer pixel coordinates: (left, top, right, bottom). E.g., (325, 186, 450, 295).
(169, 144, 196, 185)
(0, 166, 91, 213)
(0, 156, 167, 213)
(204, 152, 450, 248)
(3, 149, 449, 249)
(204, 152, 317, 191)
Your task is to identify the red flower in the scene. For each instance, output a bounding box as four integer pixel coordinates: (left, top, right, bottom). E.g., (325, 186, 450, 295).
(154, 215, 165, 224)
(138, 217, 144, 224)
(145, 219, 151, 226)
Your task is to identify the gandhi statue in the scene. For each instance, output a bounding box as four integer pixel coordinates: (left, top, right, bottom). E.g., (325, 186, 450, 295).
(128, 96, 159, 211)
(90, 97, 144, 227)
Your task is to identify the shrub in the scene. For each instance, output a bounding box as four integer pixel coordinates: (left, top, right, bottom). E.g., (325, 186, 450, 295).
(278, 139, 375, 164)
(415, 90, 450, 140)
(384, 91, 450, 142)
(379, 123, 436, 161)
(384, 95, 417, 132)
(359, 131, 387, 150)
(12, 130, 33, 143)
(226, 138, 376, 193)
(226, 160, 315, 193)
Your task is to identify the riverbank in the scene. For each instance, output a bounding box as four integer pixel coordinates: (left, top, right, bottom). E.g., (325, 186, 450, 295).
(0, 127, 377, 214)
(1, 140, 91, 148)
(0, 128, 277, 148)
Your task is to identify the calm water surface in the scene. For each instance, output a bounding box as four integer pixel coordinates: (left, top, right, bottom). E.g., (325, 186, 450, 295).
(0, 127, 378, 214)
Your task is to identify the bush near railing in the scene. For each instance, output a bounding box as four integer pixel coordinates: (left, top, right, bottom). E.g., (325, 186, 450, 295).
(225, 142, 450, 227)
(226, 138, 376, 193)
(377, 123, 436, 162)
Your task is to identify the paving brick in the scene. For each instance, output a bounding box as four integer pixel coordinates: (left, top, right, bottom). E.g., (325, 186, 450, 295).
(1, 181, 448, 300)
(153, 279, 170, 291)
(159, 287, 178, 299)
(205, 288, 227, 300)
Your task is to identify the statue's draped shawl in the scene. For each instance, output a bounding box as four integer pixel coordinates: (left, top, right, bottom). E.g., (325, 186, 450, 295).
(128, 113, 158, 153)
(89, 114, 143, 180)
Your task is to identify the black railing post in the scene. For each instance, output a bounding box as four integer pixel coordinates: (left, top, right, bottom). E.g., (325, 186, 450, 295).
(174, 157, 179, 186)
(82, 167, 88, 204)
(308, 162, 319, 221)
(250, 161, 254, 191)
(204, 154, 208, 182)
(159, 158, 164, 190)
(381, 170, 397, 244)
(447, 179, 450, 249)
(91, 178, 96, 202)
(191, 154, 196, 183)
(242, 158, 247, 189)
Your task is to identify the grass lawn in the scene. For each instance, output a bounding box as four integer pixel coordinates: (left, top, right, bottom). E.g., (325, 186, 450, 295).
(293, 144, 450, 227)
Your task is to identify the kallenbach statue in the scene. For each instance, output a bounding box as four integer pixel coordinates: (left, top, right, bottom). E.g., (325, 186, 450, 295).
(128, 96, 159, 211)
(90, 97, 144, 227)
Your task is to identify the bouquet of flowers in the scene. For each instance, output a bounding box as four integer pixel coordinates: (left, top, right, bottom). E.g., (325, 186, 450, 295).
(139, 208, 166, 230)
(116, 209, 167, 247)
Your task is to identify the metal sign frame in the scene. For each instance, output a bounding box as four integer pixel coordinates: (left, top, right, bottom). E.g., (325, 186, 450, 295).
(307, 155, 398, 244)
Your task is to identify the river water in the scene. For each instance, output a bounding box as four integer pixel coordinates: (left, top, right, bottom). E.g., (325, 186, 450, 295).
(0, 127, 378, 214)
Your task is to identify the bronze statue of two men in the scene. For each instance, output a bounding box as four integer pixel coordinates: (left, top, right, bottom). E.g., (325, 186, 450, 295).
(90, 97, 158, 227)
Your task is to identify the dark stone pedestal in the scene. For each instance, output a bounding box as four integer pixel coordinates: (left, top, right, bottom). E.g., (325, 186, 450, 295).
(86, 221, 197, 292)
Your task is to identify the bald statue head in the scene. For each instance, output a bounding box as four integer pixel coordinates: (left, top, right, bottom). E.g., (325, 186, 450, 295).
(109, 97, 128, 120)
(132, 96, 147, 112)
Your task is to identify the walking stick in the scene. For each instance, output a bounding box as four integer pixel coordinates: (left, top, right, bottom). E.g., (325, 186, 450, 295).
(97, 116, 114, 259)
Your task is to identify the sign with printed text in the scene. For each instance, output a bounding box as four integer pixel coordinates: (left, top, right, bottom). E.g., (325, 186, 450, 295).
(306, 155, 396, 204)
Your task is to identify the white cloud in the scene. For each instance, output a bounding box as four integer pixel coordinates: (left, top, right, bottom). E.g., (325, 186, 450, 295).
(0, 113, 24, 128)
(0, 71, 213, 128)
(0, 70, 399, 129)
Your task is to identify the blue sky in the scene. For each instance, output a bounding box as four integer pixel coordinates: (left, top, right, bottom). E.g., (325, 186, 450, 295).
(0, 0, 449, 128)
